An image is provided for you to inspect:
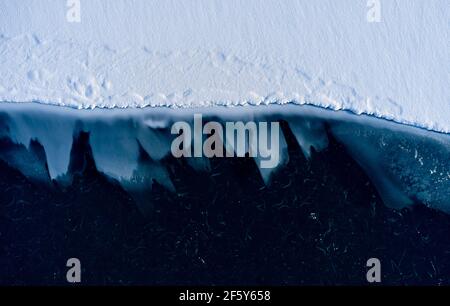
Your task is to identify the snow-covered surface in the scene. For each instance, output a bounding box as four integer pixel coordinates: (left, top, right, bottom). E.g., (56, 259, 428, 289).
(0, 0, 448, 132)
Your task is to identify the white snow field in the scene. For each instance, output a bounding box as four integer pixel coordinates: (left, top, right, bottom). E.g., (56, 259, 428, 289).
(0, 0, 448, 133)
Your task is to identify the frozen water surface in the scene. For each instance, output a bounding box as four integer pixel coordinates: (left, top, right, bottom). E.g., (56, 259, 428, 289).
(0, 0, 448, 132)
(0, 103, 448, 213)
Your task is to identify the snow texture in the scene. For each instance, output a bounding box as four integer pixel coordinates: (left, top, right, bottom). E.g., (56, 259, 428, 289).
(0, 0, 448, 133)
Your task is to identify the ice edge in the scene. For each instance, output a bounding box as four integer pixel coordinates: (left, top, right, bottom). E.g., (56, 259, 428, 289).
(0, 99, 448, 135)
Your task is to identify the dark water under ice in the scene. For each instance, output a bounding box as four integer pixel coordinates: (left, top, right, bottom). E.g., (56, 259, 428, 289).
(0, 105, 449, 285)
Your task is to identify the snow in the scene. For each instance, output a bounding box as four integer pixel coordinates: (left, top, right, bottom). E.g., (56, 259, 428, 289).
(0, 0, 448, 133)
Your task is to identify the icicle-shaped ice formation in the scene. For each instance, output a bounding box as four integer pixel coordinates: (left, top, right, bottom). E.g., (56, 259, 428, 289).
(0, 103, 449, 213)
